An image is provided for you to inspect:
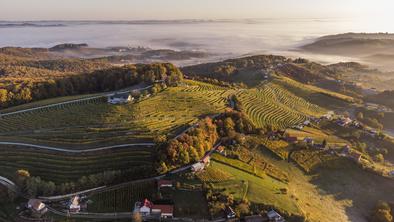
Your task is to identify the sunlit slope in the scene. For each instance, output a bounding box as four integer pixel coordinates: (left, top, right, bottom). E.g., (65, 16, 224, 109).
(236, 78, 327, 129)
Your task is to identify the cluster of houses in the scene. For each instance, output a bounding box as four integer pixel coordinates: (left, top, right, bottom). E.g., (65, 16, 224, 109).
(134, 198, 174, 220)
(133, 179, 175, 220)
(26, 194, 87, 218)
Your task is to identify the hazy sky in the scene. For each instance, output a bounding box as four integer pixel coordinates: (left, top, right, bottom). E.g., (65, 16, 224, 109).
(0, 0, 393, 20)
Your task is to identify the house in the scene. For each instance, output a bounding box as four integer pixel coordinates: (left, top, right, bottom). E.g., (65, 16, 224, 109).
(245, 215, 265, 222)
(337, 117, 352, 127)
(349, 152, 362, 163)
(267, 210, 285, 222)
(27, 199, 48, 215)
(225, 206, 236, 219)
(134, 199, 153, 216)
(107, 93, 133, 104)
(292, 125, 304, 130)
(152, 204, 174, 218)
(157, 179, 173, 189)
(69, 196, 81, 213)
(191, 162, 205, 172)
(303, 137, 314, 146)
(216, 146, 225, 154)
(201, 155, 211, 165)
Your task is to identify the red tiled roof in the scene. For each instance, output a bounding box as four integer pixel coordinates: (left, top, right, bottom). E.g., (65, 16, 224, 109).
(152, 204, 174, 214)
(201, 155, 210, 163)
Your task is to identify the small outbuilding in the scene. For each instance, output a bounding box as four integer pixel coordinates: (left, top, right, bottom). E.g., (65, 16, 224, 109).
(27, 199, 48, 216)
(225, 206, 236, 219)
(157, 179, 173, 189)
(267, 210, 285, 222)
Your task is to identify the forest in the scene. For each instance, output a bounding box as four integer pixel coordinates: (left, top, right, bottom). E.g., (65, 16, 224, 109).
(0, 55, 183, 108)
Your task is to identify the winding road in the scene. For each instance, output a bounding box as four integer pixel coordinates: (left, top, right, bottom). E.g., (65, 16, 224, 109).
(0, 142, 154, 153)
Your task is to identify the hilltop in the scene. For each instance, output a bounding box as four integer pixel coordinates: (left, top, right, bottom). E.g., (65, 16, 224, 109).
(182, 55, 364, 98)
(301, 33, 394, 56)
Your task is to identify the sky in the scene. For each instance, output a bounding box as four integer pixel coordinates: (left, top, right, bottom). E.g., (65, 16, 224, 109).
(0, 0, 393, 21)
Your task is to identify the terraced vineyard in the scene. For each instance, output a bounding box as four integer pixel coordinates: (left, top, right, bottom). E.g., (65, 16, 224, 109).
(236, 81, 325, 129)
(88, 180, 156, 213)
(272, 76, 357, 109)
(0, 83, 230, 146)
(0, 145, 154, 183)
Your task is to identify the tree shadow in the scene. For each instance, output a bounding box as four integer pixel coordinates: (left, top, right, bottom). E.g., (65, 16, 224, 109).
(309, 158, 394, 221)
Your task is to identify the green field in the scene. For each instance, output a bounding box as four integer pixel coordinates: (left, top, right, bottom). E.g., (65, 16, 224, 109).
(207, 160, 301, 216)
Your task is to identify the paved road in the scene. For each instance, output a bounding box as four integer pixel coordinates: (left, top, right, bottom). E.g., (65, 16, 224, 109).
(0, 85, 152, 117)
(0, 142, 155, 153)
(0, 176, 18, 193)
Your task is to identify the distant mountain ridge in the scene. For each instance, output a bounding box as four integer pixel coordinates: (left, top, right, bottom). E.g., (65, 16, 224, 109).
(301, 32, 394, 56)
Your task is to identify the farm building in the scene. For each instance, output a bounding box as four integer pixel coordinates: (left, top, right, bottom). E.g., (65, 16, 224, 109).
(216, 146, 225, 154)
(152, 204, 174, 218)
(191, 162, 205, 172)
(303, 137, 314, 145)
(349, 152, 362, 163)
(225, 206, 236, 219)
(27, 199, 48, 216)
(134, 199, 174, 219)
(267, 210, 285, 222)
(107, 93, 133, 104)
(337, 117, 352, 127)
(201, 155, 211, 165)
(69, 196, 81, 213)
(134, 199, 153, 216)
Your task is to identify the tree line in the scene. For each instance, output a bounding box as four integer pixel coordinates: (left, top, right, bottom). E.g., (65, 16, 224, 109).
(156, 108, 256, 173)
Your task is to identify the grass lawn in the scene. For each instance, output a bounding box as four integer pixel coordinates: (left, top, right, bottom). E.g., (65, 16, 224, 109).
(208, 160, 301, 217)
